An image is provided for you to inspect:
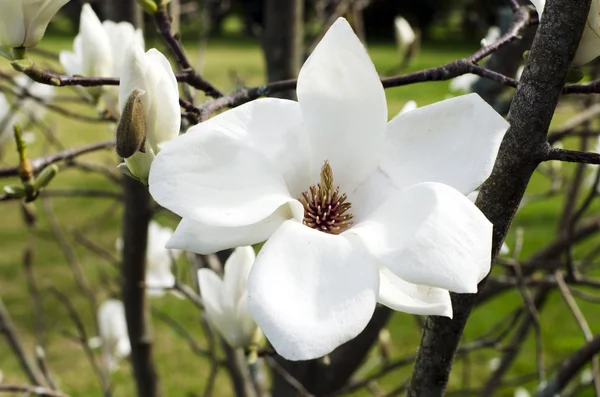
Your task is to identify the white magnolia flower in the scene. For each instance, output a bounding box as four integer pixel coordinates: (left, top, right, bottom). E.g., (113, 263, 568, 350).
(95, 299, 131, 372)
(198, 246, 259, 348)
(449, 73, 479, 93)
(59, 5, 143, 109)
(149, 18, 509, 360)
(102, 21, 144, 117)
(145, 221, 181, 296)
(60, 4, 112, 86)
(118, 44, 180, 185)
(514, 387, 531, 397)
(116, 220, 180, 296)
(530, 0, 600, 66)
(0, 0, 70, 53)
(394, 16, 416, 55)
(480, 26, 501, 47)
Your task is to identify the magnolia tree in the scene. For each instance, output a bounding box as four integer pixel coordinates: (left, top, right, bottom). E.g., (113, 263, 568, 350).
(0, 0, 600, 396)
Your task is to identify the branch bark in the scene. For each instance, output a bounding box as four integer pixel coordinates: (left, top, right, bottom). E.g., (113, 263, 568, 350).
(104, 2, 161, 395)
(121, 177, 159, 397)
(407, 0, 592, 395)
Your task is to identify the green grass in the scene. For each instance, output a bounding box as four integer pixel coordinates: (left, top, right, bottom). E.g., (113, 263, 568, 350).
(0, 32, 598, 397)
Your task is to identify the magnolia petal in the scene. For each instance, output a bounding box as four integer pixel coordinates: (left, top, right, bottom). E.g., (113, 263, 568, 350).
(24, 0, 70, 48)
(199, 268, 253, 347)
(529, 0, 545, 20)
(79, 4, 112, 77)
(0, 1, 25, 48)
(59, 43, 82, 76)
(378, 267, 452, 317)
(247, 220, 379, 361)
(198, 269, 225, 315)
(297, 17, 387, 191)
(167, 204, 295, 254)
(573, 0, 600, 66)
(118, 44, 150, 115)
(351, 167, 401, 223)
(149, 125, 304, 227)
(103, 20, 145, 75)
(397, 100, 417, 116)
(349, 182, 492, 294)
(144, 49, 180, 149)
(124, 146, 154, 185)
(381, 93, 509, 194)
(146, 271, 175, 297)
(223, 246, 255, 306)
(146, 221, 174, 266)
(448, 74, 479, 93)
(184, 98, 310, 197)
(97, 299, 130, 371)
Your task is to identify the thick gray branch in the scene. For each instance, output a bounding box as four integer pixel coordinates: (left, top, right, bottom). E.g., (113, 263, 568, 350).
(407, 0, 591, 395)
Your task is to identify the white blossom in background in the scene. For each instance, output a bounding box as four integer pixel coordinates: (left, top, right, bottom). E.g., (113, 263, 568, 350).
(92, 299, 131, 372)
(59, 4, 144, 112)
(14, 74, 55, 119)
(480, 26, 501, 47)
(530, 0, 600, 66)
(513, 387, 531, 397)
(0, 0, 70, 57)
(198, 246, 259, 348)
(581, 367, 594, 384)
(394, 16, 416, 56)
(59, 4, 112, 92)
(102, 21, 144, 117)
(116, 221, 180, 296)
(488, 356, 501, 371)
(117, 44, 180, 185)
(449, 73, 479, 93)
(150, 18, 509, 360)
(145, 221, 181, 296)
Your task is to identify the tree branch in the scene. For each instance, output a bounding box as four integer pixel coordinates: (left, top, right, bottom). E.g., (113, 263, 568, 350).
(153, 7, 223, 98)
(538, 333, 600, 397)
(121, 177, 160, 397)
(545, 148, 600, 165)
(0, 140, 115, 178)
(406, 0, 592, 395)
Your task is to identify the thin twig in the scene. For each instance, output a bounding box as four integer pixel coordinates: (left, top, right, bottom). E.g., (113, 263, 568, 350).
(555, 271, 600, 396)
(545, 148, 600, 165)
(0, 139, 115, 178)
(153, 8, 223, 98)
(48, 287, 110, 396)
(0, 296, 45, 385)
(0, 384, 69, 397)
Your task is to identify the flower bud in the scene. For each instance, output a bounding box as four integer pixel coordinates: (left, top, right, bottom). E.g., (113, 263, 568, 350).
(137, 0, 158, 14)
(116, 89, 147, 159)
(33, 164, 59, 190)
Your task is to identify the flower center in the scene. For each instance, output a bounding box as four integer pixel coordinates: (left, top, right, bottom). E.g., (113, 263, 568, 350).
(298, 161, 353, 235)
